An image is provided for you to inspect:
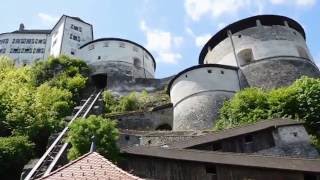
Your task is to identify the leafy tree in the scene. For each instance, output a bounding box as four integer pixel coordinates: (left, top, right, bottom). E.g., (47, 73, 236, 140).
(215, 76, 320, 139)
(67, 115, 119, 162)
(0, 136, 34, 180)
(103, 90, 118, 113)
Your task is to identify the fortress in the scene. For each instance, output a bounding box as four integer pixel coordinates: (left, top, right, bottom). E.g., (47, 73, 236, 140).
(6, 14, 320, 179)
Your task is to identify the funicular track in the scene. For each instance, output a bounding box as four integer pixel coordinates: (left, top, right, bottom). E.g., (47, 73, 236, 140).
(25, 89, 103, 180)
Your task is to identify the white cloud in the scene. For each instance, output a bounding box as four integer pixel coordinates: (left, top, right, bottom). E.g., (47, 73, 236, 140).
(184, 0, 251, 21)
(38, 13, 59, 26)
(270, 0, 316, 6)
(184, 0, 317, 21)
(140, 20, 183, 64)
(195, 34, 211, 47)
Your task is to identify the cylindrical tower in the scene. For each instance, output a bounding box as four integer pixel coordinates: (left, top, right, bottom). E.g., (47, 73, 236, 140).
(79, 38, 156, 87)
(168, 64, 240, 131)
(199, 15, 320, 89)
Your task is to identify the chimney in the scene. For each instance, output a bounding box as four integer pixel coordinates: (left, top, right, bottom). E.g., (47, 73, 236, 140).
(19, 23, 25, 31)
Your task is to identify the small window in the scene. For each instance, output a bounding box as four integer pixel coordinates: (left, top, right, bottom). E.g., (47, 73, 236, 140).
(148, 140, 152, 144)
(133, 46, 139, 52)
(244, 134, 253, 143)
(207, 69, 212, 73)
(292, 132, 298, 137)
(103, 42, 109, 47)
(125, 135, 130, 141)
(296, 46, 309, 59)
(97, 56, 101, 60)
(238, 48, 254, 66)
(205, 165, 217, 175)
(119, 42, 125, 48)
(88, 44, 95, 50)
(220, 70, 224, 74)
(238, 34, 242, 38)
(71, 51, 75, 55)
(133, 57, 141, 68)
(185, 74, 188, 78)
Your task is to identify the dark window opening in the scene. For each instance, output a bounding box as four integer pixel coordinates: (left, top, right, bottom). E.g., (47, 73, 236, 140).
(238, 34, 242, 38)
(155, 124, 172, 131)
(133, 57, 141, 68)
(244, 134, 253, 143)
(185, 74, 188, 78)
(148, 140, 152, 144)
(292, 132, 298, 137)
(220, 70, 224, 74)
(71, 51, 75, 55)
(125, 135, 130, 141)
(205, 165, 217, 175)
(98, 56, 101, 60)
(207, 69, 212, 73)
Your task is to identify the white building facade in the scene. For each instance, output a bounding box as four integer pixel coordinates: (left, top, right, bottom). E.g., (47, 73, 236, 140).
(0, 15, 156, 79)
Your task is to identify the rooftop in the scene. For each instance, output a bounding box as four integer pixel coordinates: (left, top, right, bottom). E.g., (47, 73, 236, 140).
(167, 118, 302, 149)
(123, 146, 320, 173)
(40, 152, 143, 180)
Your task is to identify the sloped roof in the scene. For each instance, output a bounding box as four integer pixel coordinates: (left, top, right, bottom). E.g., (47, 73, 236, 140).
(40, 152, 143, 180)
(122, 146, 320, 173)
(11, 29, 51, 34)
(167, 118, 302, 149)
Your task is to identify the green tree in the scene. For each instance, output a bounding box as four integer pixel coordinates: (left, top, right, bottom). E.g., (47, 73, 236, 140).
(215, 77, 320, 139)
(0, 136, 34, 180)
(67, 115, 119, 162)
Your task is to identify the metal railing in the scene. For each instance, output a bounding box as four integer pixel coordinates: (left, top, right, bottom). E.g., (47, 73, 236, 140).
(24, 89, 103, 180)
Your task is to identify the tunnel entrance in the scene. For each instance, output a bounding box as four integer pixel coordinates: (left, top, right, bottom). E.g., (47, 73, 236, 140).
(91, 73, 108, 88)
(155, 124, 172, 131)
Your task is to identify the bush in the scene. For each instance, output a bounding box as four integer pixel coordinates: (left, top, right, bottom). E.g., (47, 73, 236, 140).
(67, 115, 119, 162)
(215, 76, 320, 139)
(0, 136, 34, 180)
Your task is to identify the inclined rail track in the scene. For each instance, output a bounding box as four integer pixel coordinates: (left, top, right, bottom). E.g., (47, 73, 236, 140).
(25, 89, 103, 180)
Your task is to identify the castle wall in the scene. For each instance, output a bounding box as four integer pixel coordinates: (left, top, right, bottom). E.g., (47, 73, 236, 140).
(169, 65, 239, 131)
(79, 39, 155, 79)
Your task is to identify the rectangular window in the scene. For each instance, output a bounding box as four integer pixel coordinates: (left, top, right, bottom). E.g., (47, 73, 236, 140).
(36, 48, 42, 53)
(133, 46, 139, 52)
(103, 42, 109, 47)
(35, 39, 38, 44)
(88, 44, 94, 50)
(119, 42, 125, 48)
(15, 39, 20, 44)
(0, 48, 6, 53)
(79, 27, 82, 32)
(21, 39, 26, 44)
(42, 39, 46, 44)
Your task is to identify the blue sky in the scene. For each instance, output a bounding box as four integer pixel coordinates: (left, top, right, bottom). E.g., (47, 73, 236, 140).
(0, 0, 319, 78)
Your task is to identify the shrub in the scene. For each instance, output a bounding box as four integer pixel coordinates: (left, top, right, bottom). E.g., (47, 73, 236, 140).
(67, 115, 119, 162)
(215, 76, 320, 139)
(0, 136, 34, 180)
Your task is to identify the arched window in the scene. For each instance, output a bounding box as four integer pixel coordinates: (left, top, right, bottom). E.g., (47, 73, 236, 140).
(237, 48, 254, 66)
(296, 46, 309, 59)
(133, 57, 141, 68)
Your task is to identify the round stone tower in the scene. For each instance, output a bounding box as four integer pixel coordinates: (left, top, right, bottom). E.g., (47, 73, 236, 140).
(199, 15, 320, 89)
(168, 64, 240, 131)
(79, 38, 156, 87)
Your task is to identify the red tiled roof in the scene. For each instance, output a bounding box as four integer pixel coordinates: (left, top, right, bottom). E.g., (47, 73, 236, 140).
(40, 152, 143, 180)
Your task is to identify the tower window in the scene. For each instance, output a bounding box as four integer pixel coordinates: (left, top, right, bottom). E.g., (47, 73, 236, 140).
(133, 57, 141, 68)
(237, 48, 254, 66)
(207, 69, 212, 73)
(103, 42, 109, 47)
(296, 46, 309, 59)
(119, 42, 125, 48)
(98, 56, 101, 60)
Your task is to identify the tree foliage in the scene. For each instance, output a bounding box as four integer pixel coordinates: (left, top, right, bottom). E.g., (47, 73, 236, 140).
(0, 55, 89, 163)
(103, 90, 170, 114)
(0, 136, 34, 180)
(67, 115, 119, 162)
(215, 76, 320, 138)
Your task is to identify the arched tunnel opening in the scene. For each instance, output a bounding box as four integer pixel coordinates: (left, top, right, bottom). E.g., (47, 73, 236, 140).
(91, 73, 108, 88)
(155, 124, 172, 131)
